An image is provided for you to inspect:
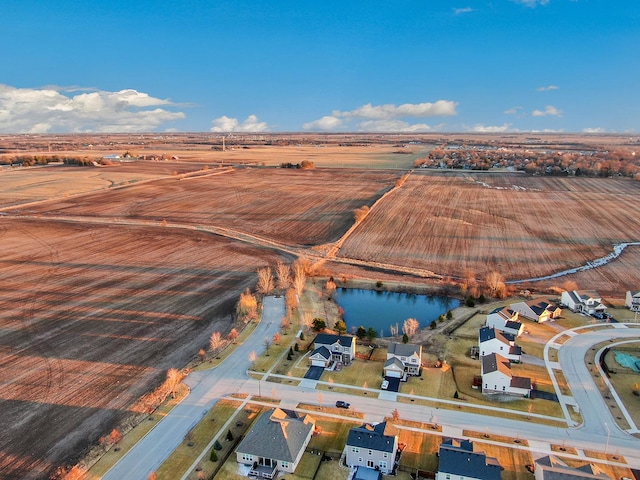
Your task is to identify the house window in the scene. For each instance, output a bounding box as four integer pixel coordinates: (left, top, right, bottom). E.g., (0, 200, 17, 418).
(367, 460, 374, 468)
(502, 385, 506, 391)
(241, 453, 253, 462)
(358, 457, 363, 463)
(368, 449, 373, 456)
(446, 475, 451, 480)
(383, 453, 388, 458)
(411, 358, 417, 363)
(494, 385, 497, 390)
(380, 460, 388, 470)
(281, 461, 289, 469)
(401, 356, 406, 361)
(351, 447, 360, 453)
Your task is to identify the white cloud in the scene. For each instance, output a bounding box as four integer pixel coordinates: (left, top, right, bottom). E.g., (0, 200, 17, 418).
(468, 123, 513, 133)
(304, 100, 457, 131)
(511, 0, 550, 7)
(536, 85, 560, 91)
(504, 106, 523, 115)
(583, 127, 605, 133)
(454, 7, 474, 15)
(210, 114, 269, 132)
(532, 105, 562, 117)
(333, 100, 457, 120)
(357, 119, 433, 132)
(302, 115, 343, 131)
(0, 84, 185, 133)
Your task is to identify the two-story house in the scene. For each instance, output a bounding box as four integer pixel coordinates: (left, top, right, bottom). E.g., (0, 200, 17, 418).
(235, 408, 316, 479)
(485, 306, 524, 337)
(436, 439, 501, 480)
(625, 291, 640, 312)
(510, 299, 561, 323)
(481, 352, 531, 397)
(561, 290, 606, 315)
(309, 333, 356, 367)
(479, 326, 522, 363)
(343, 422, 399, 475)
(384, 342, 422, 378)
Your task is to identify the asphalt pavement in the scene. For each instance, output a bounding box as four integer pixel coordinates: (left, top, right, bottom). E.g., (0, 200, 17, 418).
(102, 295, 285, 480)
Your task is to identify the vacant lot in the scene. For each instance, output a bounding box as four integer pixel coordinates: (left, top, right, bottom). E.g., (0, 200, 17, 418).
(0, 218, 283, 480)
(338, 172, 640, 294)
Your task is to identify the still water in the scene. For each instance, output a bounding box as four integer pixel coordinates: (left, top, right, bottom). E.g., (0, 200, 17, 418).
(332, 288, 460, 337)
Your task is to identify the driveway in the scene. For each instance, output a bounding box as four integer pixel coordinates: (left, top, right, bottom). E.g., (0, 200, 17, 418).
(103, 295, 285, 480)
(304, 365, 325, 380)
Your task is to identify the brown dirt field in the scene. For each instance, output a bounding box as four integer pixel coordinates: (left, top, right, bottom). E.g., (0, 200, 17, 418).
(337, 172, 640, 295)
(0, 217, 284, 480)
(12, 168, 400, 247)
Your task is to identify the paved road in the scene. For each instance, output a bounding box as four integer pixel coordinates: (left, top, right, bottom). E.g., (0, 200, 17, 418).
(103, 296, 285, 480)
(557, 324, 640, 437)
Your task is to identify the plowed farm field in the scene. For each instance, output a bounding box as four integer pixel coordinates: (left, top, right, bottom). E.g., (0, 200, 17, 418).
(15, 168, 400, 246)
(338, 172, 640, 291)
(0, 217, 283, 480)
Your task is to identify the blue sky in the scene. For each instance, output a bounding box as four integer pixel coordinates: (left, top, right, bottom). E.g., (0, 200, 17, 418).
(1, 0, 637, 133)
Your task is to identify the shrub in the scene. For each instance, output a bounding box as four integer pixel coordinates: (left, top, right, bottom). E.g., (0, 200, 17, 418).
(446, 310, 453, 320)
(210, 449, 218, 462)
(294, 343, 299, 352)
(214, 440, 222, 450)
(402, 333, 409, 344)
(299, 332, 305, 341)
(465, 296, 476, 307)
(226, 430, 234, 441)
(375, 280, 383, 288)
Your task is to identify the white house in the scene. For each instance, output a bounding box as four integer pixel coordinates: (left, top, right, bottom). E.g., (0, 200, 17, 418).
(481, 352, 531, 397)
(436, 439, 501, 480)
(625, 291, 640, 312)
(510, 299, 561, 323)
(310, 333, 356, 366)
(384, 343, 422, 377)
(561, 290, 607, 315)
(479, 326, 522, 363)
(236, 408, 316, 478)
(344, 422, 399, 475)
(485, 306, 524, 337)
(534, 456, 611, 480)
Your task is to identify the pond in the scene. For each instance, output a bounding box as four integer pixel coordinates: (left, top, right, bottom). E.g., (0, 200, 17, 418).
(332, 288, 461, 338)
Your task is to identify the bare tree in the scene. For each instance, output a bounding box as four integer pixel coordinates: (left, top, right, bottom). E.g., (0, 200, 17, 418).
(273, 332, 281, 344)
(402, 318, 420, 337)
(485, 271, 507, 298)
(354, 205, 370, 223)
(257, 266, 274, 295)
(292, 258, 309, 295)
(109, 428, 122, 446)
(228, 328, 239, 344)
(285, 288, 298, 314)
(209, 331, 223, 355)
(198, 348, 206, 361)
(249, 351, 257, 364)
(264, 336, 271, 355)
(562, 280, 578, 292)
(280, 317, 290, 334)
(391, 408, 401, 422)
(166, 368, 181, 398)
(237, 288, 258, 321)
(275, 260, 292, 290)
(389, 322, 399, 336)
(324, 279, 337, 298)
(148, 472, 158, 480)
(303, 311, 314, 328)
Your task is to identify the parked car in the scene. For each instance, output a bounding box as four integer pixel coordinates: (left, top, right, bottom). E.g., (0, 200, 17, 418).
(381, 380, 389, 390)
(335, 401, 350, 409)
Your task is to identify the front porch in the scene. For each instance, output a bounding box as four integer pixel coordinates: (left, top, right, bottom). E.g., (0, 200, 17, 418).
(249, 459, 278, 479)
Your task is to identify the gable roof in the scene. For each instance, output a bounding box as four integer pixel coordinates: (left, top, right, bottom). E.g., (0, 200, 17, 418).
(438, 439, 501, 480)
(310, 346, 331, 359)
(535, 456, 611, 480)
(388, 342, 421, 357)
(314, 333, 354, 347)
(236, 408, 315, 462)
(479, 326, 510, 345)
(482, 352, 511, 376)
(346, 422, 397, 453)
(384, 357, 405, 371)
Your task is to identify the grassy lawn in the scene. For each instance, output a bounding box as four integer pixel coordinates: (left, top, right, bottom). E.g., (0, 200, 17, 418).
(476, 441, 533, 480)
(309, 417, 361, 452)
(156, 400, 263, 480)
(298, 403, 365, 421)
(396, 428, 440, 471)
(320, 358, 385, 390)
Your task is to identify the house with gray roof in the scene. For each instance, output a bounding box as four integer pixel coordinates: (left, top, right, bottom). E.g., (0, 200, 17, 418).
(561, 290, 606, 315)
(510, 298, 562, 323)
(534, 455, 611, 480)
(311, 333, 356, 365)
(235, 408, 316, 478)
(384, 342, 422, 377)
(436, 438, 501, 480)
(479, 326, 522, 363)
(343, 421, 399, 474)
(486, 306, 524, 337)
(625, 291, 640, 312)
